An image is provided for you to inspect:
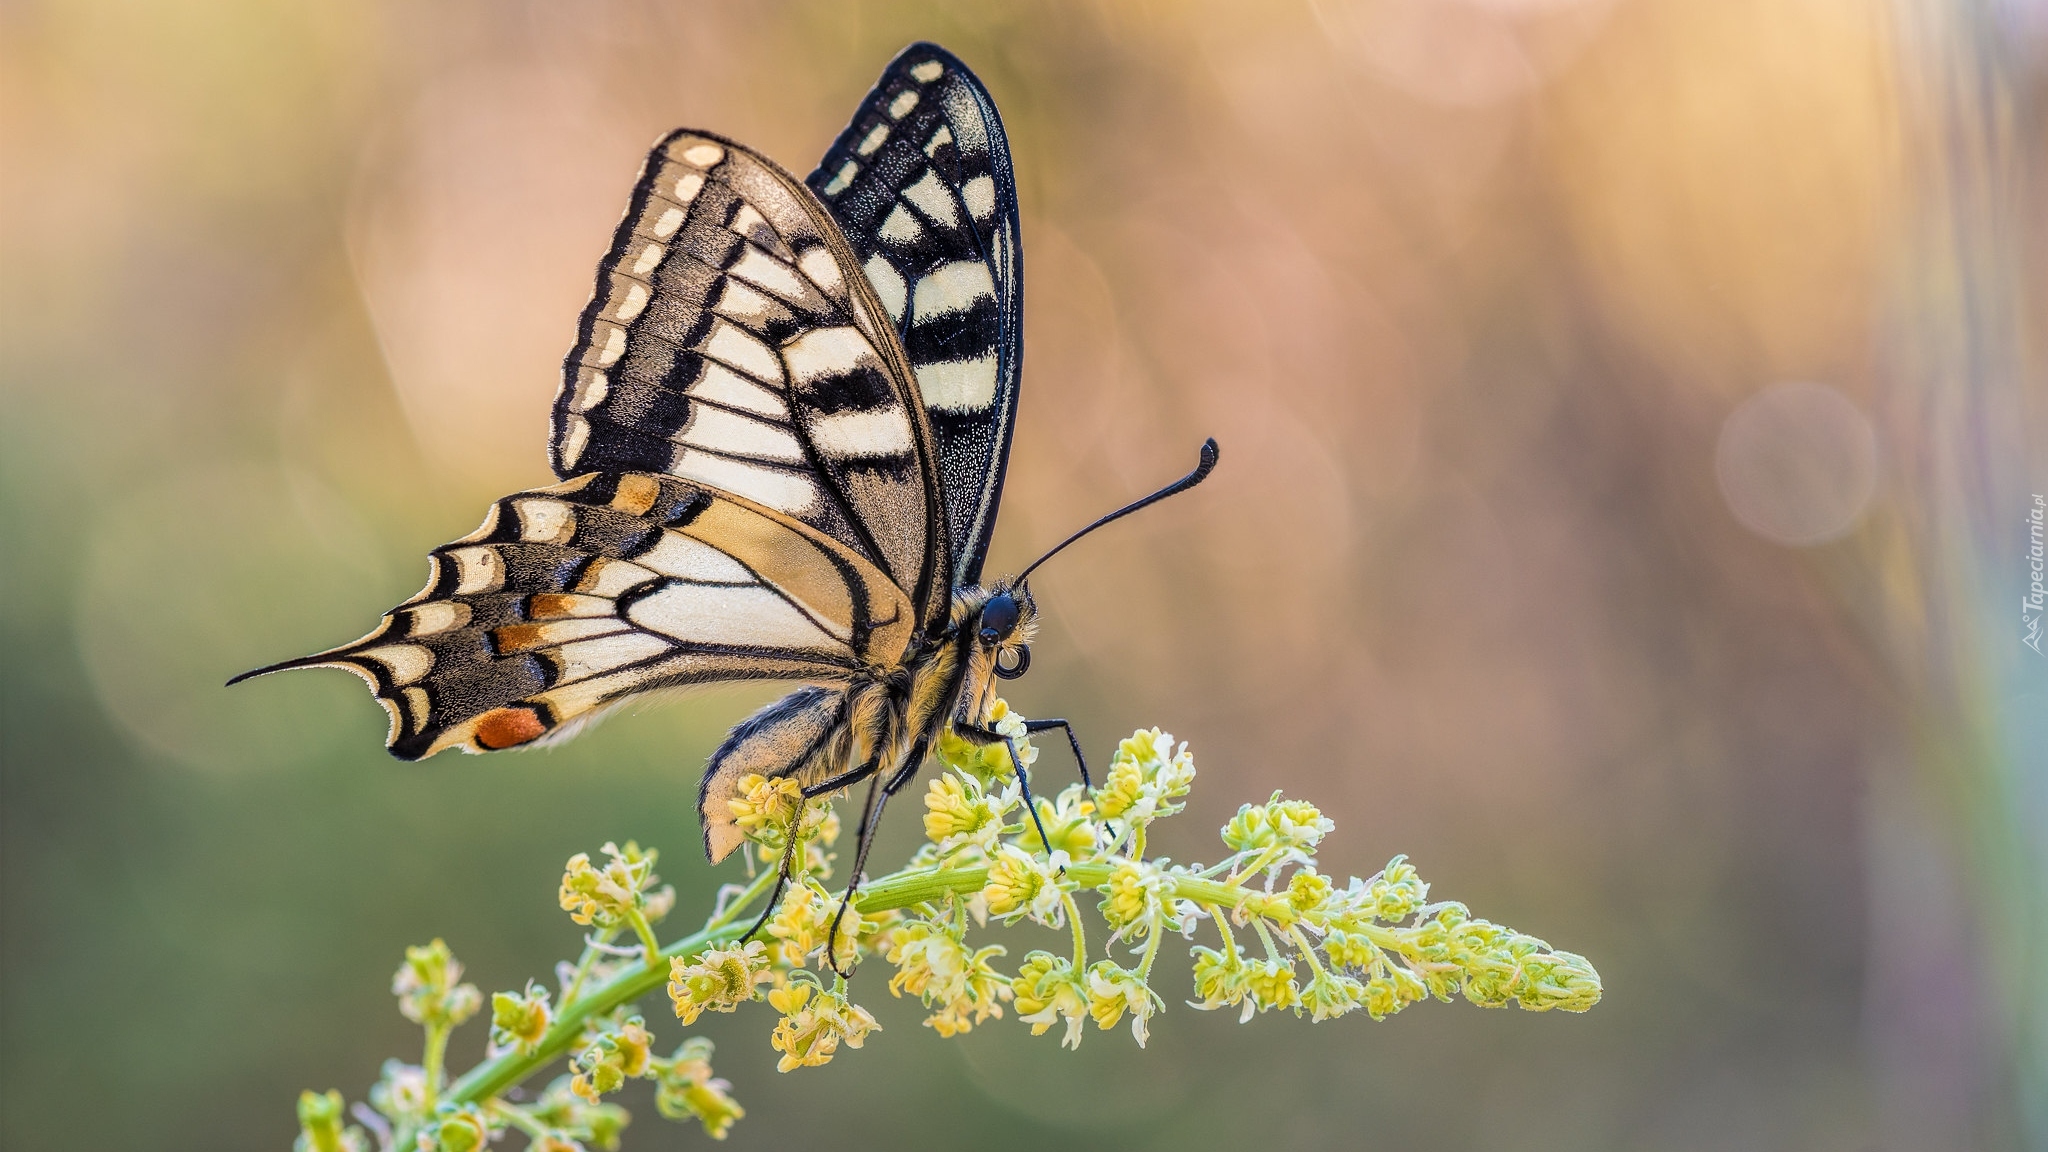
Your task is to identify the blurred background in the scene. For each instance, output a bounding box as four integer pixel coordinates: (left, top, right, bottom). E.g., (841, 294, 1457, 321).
(3, 0, 2044, 1148)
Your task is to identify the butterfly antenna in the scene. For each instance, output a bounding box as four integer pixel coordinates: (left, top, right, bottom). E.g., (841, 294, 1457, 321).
(1015, 438, 1219, 585)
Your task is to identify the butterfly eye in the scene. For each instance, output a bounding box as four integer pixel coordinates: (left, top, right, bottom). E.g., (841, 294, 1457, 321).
(993, 645, 1031, 680)
(978, 593, 1020, 642)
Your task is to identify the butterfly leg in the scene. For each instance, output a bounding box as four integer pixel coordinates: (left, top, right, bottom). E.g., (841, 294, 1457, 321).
(823, 743, 931, 977)
(952, 724, 1060, 860)
(738, 820, 804, 945)
(741, 760, 882, 946)
(1023, 717, 1090, 787)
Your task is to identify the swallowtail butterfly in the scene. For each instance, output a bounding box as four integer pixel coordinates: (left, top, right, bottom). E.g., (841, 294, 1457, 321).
(234, 43, 1217, 951)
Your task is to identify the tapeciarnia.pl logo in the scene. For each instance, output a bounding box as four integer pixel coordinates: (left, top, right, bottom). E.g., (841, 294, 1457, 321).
(2026, 494, 2045, 656)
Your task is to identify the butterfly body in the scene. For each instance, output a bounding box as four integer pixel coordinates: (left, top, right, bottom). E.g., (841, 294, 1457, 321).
(698, 579, 1035, 866)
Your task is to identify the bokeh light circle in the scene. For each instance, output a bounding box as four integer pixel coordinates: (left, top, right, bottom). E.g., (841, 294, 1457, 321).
(1714, 381, 1879, 545)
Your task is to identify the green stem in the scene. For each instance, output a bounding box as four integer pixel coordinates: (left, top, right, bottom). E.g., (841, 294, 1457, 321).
(489, 1100, 547, 1140)
(1059, 888, 1088, 969)
(559, 928, 619, 1008)
(1203, 901, 1240, 960)
(421, 1021, 450, 1113)
(1136, 915, 1163, 980)
(624, 908, 663, 972)
(1287, 924, 1327, 977)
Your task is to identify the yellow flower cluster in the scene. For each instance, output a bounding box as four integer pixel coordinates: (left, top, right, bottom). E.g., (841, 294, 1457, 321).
(668, 941, 773, 1025)
(766, 982, 879, 1072)
(933, 697, 1038, 782)
(569, 1016, 653, 1104)
(653, 1037, 745, 1140)
(391, 938, 481, 1029)
(883, 920, 1011, 1037)
(489, 981, 553, 1055)
(557, 841, 673, 931)
(300, 703, 1603, 1152)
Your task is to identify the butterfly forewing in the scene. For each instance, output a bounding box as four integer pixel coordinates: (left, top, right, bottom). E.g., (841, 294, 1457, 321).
(554, 130, 949, 622)
(242, 471, 918, 759)
(809, 43, 1023, 588)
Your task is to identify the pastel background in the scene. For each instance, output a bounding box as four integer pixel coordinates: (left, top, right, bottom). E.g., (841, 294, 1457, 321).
(3, 1, 2043, 1149)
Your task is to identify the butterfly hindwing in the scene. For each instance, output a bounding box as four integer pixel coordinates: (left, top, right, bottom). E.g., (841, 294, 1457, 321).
(554, 130, 950, 624)
(233, 471, 917, 760)
(809, 43, 1023, 588)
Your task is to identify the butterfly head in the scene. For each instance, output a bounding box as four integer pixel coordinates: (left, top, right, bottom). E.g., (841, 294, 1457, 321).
(976, 582, 1036, 680)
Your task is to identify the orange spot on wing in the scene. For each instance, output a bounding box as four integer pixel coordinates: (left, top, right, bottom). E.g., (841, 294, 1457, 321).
(494, 623, 545, 653)
(611, 473, 660, 516)
(475, 706, 547, 750)
(528, 594, 578, 620)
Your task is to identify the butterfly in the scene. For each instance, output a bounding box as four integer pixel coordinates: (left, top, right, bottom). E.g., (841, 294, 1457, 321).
(232, 43, 1216, 960)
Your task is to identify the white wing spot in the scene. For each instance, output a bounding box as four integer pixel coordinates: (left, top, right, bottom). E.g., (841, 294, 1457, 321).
(808, 407, 912, 458)
(888, 89, 919, 119)
(559, 415, 591, 468)
(554, 632, 672, 683)
(576, 556, 657, 599)
(614, 282, 649, 322)
(699, 320, 784, 383)
(878, 204, 922, 245)
(572, 369, 609, 411)
(909, 60, 943, 83)
(675, 173, 704, 202)
(912, 260, 996, 323)
(676, 403, 806, 464)
(631, 242, 665, 276)
(727, 246, 812, 304)
(863, 253, 907, 323)
(635, 531, 755, 583)
(914, 355, 999, 413)
(448, 547, 505, 595)
(669, 451, 818, 516)
(782, 326, 881, 386)
(797, 246, 843, 296)
(925, 124, 953, 156)
(823, 159, 857, 197)
(728, 204, 772, 242)
(652, 207, 684, 238)
(711, 279, 777, 327)
(858, 125, 889, 156)
(689, 362, 789, 419)
(629, 583, 842, 651)
(962, 175, 996, 221)
(406, 601, 469, 637)
(682, 142, 725, 167)
(514, 498, 577, 545)
(901, 169, 959, 227)
(595, 323, 627, 367)
(361, 644, 434, 686)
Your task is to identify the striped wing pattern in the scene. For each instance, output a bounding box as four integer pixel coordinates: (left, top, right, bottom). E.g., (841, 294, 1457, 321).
(809, 43, 1023, 587)
(553, 130, 948, 621)
(237, 471, 916, 760)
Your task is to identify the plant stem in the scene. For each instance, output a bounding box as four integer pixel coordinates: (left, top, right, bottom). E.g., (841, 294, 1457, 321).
(1060, 888, 1088, 969)
(560, 928, 619, 1008)
(421, 1021, 450, 1113)
(624, 908, 663, 972)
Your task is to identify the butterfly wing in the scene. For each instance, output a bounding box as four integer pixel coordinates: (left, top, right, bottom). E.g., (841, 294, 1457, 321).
(237, 131, 953, 757)
(232, 471, 917, 759)
(809, 43, 1023, 588)
(554, 129, 951, 629)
